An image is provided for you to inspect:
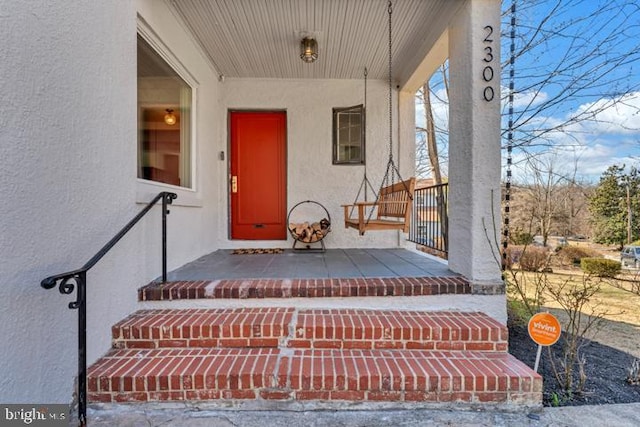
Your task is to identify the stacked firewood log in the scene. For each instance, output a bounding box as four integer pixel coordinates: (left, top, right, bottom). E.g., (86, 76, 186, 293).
(288, 218, 331, 243)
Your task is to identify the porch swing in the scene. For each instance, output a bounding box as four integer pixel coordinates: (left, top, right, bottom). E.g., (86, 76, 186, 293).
(342, 0, 415, 236)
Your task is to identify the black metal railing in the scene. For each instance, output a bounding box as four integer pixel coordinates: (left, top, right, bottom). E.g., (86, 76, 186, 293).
(40, 191, 176, 426)
(409, 183, 449, 257)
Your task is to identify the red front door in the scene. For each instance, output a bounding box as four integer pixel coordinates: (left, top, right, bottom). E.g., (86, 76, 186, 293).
(230, 111, 287, 240)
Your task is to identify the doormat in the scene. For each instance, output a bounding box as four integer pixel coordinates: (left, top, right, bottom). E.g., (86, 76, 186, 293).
(231, 248, 285, 255)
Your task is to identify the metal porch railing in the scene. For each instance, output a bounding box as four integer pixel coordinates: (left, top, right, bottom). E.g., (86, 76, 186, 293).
(409, 183, 448, 258)
(40, 191, 176, 426)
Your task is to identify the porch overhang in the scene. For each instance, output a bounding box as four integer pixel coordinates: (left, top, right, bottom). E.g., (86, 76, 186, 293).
(169, 0, 463, 86)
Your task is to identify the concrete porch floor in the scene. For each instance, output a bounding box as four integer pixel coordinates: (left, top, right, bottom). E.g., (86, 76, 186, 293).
(165, 248, 454, 281)
(144, 247, 504, 323)
(98, 249, 519, 410)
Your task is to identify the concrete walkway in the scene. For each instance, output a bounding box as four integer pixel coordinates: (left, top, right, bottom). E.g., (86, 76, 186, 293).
(82, 403, 640, 427)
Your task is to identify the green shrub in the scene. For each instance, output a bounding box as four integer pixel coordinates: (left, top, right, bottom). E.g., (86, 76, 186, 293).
(506, 298, 531, 327)
(518, 247, 549, 272)
(580, 258, 621, 278)
(510, 230, 534, 246)
(556, 245, 600, 266)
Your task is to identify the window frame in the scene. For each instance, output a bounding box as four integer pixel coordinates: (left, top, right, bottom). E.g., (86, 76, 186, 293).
(136, 21, 198, 192)
(332, 104, 365, 165)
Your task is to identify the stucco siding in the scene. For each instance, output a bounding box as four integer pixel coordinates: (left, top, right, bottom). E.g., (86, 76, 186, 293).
(0, 0, 503, 406)
(221, 78, 414, 249)
(0, 0, 137, 403)
(0, 0, 223, 403)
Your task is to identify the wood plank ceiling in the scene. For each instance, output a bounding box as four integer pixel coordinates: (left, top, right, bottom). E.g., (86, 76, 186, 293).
(169, 0, 461, 84)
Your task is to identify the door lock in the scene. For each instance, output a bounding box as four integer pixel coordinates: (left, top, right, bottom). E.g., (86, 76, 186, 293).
(231, 176, 238, 193)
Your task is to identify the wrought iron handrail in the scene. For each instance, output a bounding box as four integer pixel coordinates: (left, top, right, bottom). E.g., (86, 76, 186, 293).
(409, 183, 449, 257)
(40, 191, 176, 426)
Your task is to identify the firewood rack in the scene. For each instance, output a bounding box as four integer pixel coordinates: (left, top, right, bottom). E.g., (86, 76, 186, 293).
(287, 200, 331, 252)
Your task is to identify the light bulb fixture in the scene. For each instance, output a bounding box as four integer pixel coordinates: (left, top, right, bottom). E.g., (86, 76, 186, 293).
(300, 37, 318, 63)
(164, 109, 177, 126)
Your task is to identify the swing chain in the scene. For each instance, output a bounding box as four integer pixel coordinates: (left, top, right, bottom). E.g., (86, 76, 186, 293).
(387, 0, 394, 189)
(364, 66, 369, 201)
(364, 66, 368, 112)
(348, 66, 377, 218)
(358, 0, 412, 231)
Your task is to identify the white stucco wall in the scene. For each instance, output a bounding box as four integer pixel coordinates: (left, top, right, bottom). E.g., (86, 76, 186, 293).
(0, 0, 223, 404)
(221, 78, 414, 249)
(447, 0, 504, 289)
(0, 0, 502, 405)
(0, 0, 136, 404)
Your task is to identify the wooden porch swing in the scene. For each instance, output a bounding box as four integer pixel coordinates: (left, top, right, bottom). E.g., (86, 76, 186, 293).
(342, 0, 415, 236)
(342, 177, 416, 235)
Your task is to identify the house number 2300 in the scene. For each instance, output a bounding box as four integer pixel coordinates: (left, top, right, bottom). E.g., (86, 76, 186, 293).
(482, 25, 495, 102)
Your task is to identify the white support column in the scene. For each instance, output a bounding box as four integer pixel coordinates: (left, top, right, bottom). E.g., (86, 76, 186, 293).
(448, 0, 503, 293)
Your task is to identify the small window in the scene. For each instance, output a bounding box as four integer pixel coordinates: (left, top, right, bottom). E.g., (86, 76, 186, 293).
(332, 104, 365, 165)
(137, 34, 193, 188)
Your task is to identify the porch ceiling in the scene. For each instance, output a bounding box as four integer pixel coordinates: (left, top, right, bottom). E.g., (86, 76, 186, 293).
(169, 0, 460, 86)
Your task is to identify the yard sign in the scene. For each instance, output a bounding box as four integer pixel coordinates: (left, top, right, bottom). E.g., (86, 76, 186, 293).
(528, 312, 562, 372)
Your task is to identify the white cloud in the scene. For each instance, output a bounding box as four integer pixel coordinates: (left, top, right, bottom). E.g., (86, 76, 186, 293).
(507, 91, 640, 181)
(566, 92, 640, 135)
(417, 85, 640, 182)
(505, 87, 549, 109)
(507, 142, 638, 183)
(571, 145, 621, 178)
(571, 142, 638, 180)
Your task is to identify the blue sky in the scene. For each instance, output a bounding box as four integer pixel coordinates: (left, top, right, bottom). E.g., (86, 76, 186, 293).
(417, 0, 640, 184)
(507, 0, 640, 183)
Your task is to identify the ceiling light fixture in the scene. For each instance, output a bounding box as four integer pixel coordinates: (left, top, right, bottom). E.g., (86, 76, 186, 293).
(164, 108, 177, 126)
(300, 37, 318, 63)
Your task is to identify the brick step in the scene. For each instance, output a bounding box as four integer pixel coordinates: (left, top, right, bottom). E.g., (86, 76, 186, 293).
(111, 308, 507, 352)
(290, 309, 507, 351)
(87, 348, 541, 405)
(112, 308, 293, 350)
(137, 277, 470, 301)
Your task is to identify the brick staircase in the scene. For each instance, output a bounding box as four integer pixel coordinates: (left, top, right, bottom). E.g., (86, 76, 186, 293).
(87, 278, 542, 408)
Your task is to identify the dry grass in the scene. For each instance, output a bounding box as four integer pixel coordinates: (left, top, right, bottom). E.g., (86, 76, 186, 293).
(515, 271, 640, 358)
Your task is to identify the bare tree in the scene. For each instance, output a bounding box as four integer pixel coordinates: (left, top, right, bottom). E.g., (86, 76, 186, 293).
(416, 0, 640, 176)
(414, 0, 639, 254)
(415, 64, 449, 182)
(512, 154, 583, 246)
(559, 177, 593, 237)
(504, 0, 640, 152)
(416, 66, 451, 250)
